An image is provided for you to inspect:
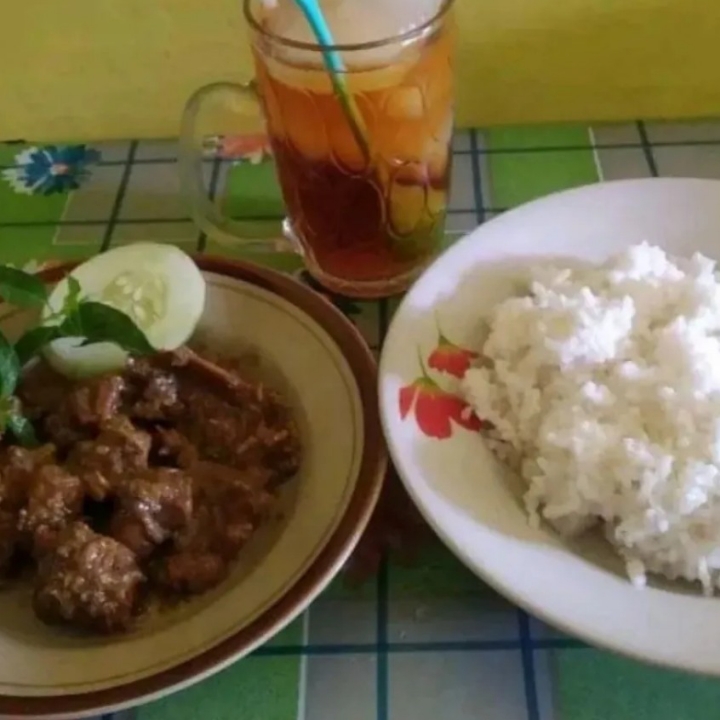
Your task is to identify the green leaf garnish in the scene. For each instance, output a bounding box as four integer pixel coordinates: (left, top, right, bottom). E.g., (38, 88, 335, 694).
(0, 396, 36, 447)
(61, 301, 155, 356)
(0, 332, 20, 398)
(0, 266, 48, 309)
(64, 276, 83, 314)
(14, 326, 61, 367)
(6, 413, 38, 447)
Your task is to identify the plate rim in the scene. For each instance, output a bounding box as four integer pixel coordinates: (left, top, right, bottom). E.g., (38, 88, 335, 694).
(379, 177, 720, 676)
(0, 254, 387, 718)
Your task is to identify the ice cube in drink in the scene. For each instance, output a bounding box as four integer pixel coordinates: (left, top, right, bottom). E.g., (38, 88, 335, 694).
(265, 0, 443, 51)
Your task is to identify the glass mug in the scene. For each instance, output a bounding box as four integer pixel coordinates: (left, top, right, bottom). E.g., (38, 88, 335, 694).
(180, 0, 456, 299)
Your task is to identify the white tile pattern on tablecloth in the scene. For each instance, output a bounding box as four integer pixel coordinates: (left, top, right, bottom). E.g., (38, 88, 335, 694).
(644, 120, 720, 143)
(304, 655, 377, 720)
(110, 221, 199, 249)
(652, 145, 720, 179)
(307, 596, 378, 645)
(387, 594, 518, 644)
(61, 165, 125, 222)
(449, 153, 478, 210)
(389, 652, 529, 720)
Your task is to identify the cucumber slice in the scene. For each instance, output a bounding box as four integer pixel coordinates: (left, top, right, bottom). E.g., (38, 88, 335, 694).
(42, 243, 206, 379)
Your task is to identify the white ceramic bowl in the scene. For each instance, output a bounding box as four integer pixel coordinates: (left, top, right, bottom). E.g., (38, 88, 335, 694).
(380, 178, 720, 676)
(0, 256, 386, 719)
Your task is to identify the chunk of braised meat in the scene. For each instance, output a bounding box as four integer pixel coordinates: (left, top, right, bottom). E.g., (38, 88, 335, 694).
(110, 468, 193, 559)
(126, 351, 301, 481)
(0, 446, 60, 571)
(68, 416, 151, 501)
(47, 375, 126, 448)
(33, 522, 144, 634)
(174, 377, 301, 483)
(16, 363, 71, 420)
(254, 411, 302, 483)
(0, 510, 19, 574)
(215, 355, 301, 479)
(151, 428, 197, 469)
(18, 465, 84, 557)
(0, 445, 56, 511)
(157, 462, 273, 595)
(191, 460, 272, 501)
(19, 364, 127, 449)
(67, 375, 126, 426)
(124, 358, 182, 421)
(161, 552, 227, 595)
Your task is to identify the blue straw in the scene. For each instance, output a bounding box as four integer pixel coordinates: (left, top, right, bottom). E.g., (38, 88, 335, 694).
(290, 0, 371, 161)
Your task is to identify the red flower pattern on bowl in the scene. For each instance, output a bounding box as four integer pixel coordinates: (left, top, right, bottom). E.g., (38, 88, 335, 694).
(428, 334, 479, 379)
(398, 332, 483, 440)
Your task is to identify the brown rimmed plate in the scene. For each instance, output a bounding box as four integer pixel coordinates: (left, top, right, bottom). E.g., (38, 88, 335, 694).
(0, 255, 386, 719)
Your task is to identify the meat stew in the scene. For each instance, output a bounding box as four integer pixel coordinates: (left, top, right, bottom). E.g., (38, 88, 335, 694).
(0, 349, 302, 635)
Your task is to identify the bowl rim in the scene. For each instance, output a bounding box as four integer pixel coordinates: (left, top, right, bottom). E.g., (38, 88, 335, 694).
(0, 254, 387, 718)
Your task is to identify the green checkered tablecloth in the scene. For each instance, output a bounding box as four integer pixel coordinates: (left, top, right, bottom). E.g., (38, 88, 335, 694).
(3, 121, 720, 720)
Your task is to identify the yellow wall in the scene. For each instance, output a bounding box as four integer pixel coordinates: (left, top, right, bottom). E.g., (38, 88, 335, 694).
(2, 0, 719, 142)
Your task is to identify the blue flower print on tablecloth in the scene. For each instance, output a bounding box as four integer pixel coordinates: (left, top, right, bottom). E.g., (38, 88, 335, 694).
(293, 269, 362, 320)
(1, 145, 101, 195)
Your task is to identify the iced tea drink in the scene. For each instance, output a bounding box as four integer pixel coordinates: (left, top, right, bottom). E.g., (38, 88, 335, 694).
(247, 0, 455, 297)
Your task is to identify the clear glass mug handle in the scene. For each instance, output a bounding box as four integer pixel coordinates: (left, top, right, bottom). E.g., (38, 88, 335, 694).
(179, 81, 292, 249)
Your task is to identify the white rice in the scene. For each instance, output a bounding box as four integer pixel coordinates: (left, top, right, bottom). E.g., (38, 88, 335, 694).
(461, 242, 720, 593)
